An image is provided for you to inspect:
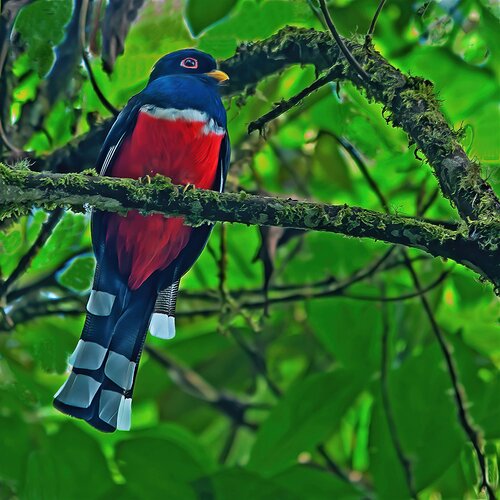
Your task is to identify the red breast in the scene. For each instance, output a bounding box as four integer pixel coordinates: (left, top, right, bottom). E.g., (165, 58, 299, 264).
(106, 107, 225, 289)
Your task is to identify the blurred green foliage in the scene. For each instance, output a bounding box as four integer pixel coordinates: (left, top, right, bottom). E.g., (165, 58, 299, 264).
(0, 0, 499, 499)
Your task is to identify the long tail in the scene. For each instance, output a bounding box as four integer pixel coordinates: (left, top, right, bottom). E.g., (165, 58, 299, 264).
(53, 261, 157, 432)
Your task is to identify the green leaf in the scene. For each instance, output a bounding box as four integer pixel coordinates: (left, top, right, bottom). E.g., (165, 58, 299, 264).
(15, 317, 81, 374)
(0, 212, 47, 276)
(0, 417, 31, 484)
(15, 0, 73, 75)
(22, 423, 114, 500)
(30, 212, 87, 271)
(466, 101, 500, 166)
(369, 344, 466, 496)
(307, 298, 381, 379)
(430, 445, 480, 498)
(185, 0, 238, 37)
(271, 465, 361, 499)
(248, 369, 366, 476)
(199, 467, 299, 500)
(198, 0, 316, 58)
(116, 433, 213, 499)
(58, 256, 95, 292)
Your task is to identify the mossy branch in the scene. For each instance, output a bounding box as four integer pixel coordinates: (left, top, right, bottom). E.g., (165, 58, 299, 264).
(33, 27, 499, 231)
(1, 164, 498, 286)
(221, 27, 500, 225)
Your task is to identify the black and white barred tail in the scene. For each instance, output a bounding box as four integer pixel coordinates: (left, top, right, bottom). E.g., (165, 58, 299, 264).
(53, 266, 179, 432)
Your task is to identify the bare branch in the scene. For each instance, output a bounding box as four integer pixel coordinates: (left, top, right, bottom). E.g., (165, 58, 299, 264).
(380, 295, 417, 498)
(247, 65, 342, 134)
(318, 0, 371, 82)
(82, 51, 119, 116)
(345, 268, 451, 302)
(0, 208, 64, 299)
(402, 254, 497, 500)
(366, 0, 387, 41)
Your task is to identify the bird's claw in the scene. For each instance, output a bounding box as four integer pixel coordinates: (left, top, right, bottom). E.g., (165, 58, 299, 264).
(139, 175, 152, 184)
(182, 183, 193, 193)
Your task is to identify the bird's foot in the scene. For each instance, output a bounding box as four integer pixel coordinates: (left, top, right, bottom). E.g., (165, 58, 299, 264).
(182, 183, 194, 193)
(139, 175, 152, 184)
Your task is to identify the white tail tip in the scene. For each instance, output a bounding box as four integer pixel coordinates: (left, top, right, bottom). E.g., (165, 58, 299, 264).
(149, 313, 176, 340)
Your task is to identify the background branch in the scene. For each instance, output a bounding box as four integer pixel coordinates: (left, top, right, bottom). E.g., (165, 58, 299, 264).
(318, 0, 371, 82)
(380, 296, 417, 498)
(402, 254, 496, 499)
(0, 207, 64, 299)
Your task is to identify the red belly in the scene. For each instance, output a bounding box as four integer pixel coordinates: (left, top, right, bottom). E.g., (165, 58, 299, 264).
(106, 110, 223, 289)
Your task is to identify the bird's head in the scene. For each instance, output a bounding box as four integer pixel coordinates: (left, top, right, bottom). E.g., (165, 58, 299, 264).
(149, 49, 229, 85)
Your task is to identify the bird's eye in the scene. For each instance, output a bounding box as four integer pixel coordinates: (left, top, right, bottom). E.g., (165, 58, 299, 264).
(180, 57, 198, 69)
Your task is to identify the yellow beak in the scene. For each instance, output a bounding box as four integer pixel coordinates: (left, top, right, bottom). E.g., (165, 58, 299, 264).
(206, 69, 230, 83)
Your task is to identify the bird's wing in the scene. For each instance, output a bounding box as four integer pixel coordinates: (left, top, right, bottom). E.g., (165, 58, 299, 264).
(91, 97, 142, 261)
(96, 97, 142, 176)
(156, 131, 231, 291)
(218, 131, 231, 192)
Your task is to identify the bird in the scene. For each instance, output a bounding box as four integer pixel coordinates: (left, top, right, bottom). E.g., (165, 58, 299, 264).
(53, 49, 230, 432)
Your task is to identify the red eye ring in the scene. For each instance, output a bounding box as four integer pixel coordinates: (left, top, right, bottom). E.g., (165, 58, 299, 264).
(180, 57, 198, 69)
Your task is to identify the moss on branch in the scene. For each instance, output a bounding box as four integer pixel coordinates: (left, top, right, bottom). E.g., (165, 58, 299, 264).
(222, 27, 500, 226)
(1, 164, 498, 286)
(35, 27, 499, 232)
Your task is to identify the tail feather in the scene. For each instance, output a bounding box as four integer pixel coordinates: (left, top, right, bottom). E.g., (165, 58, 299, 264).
(54, 264, 157, 432)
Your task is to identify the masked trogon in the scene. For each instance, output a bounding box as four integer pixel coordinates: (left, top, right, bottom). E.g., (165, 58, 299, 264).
(53, 49, 230, 432)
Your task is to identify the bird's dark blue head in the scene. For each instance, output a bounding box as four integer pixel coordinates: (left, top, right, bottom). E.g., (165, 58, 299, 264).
(149, 49, 229, 85)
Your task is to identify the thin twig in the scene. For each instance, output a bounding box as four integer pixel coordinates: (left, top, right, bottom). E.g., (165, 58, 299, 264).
(366, 0, 387, 42)
(6, 246, 93, 302)
(6, 247, 425, 331)
(218, 223, 228, 299)
(11, 251, 427, 309)
(8, 264, 450, 329)
(178, 246, 395, 315)
(318, 0, 370, 82)
(402, 254, 496, 500)
(0, 208, 64, 298)
(231, 328, 282, 398)
(0, 119, 22, 155)
(247, 65, 342, 134)
(145, 345, 258, 430)
(345, 268, 451, 302)
(225, 255, 430, 299)
(82, 51, 119, 116)
(338, 126, 492, 497)
(380, 292, 417, 498)
(317, 444, 352, 483)
(218, 423, 239, 464)
(326, 131, 389, 212)
(214, 227, 276, 393)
